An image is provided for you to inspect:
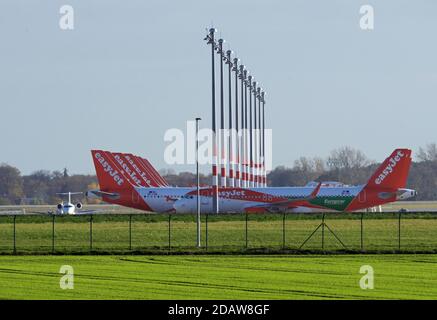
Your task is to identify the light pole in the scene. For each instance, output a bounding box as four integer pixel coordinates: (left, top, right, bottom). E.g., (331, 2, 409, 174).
(256, 87, 263, 187)
(204, 27, 267, 191)
(204, 28, 219, 214)
(243, 68, 248, 187)
(196, 117, 201, 247)
(248, 75, 253, 187)
(261, 91, 267, 187)
(226, 50, 234, 187)
(218, 39, 226, 188)
(239, 65, 246, 187)
(233, 58, 240, 187)
(252, 81, 255, 187)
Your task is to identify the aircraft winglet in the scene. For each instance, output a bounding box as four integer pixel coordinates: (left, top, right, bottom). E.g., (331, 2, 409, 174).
(309, 182, 322, 198)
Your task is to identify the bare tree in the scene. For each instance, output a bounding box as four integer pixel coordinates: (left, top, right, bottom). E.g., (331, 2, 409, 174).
(293, 156, 326, 183)
(293, 157, 313, 173)
(327, 146, 370, 170)
(417, 143, 437, 162)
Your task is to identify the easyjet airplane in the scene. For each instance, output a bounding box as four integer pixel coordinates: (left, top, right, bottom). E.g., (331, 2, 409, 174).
(86, 149, 417, 214)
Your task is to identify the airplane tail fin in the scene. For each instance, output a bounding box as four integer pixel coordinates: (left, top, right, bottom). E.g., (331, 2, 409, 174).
(91, 150, 134, 191)
(90, 150, 154, 211)
(109, 152, 169, 187)
(92, 150, 169, 188)
(136, 156, 169, 187)
(365, 148, 412, 190)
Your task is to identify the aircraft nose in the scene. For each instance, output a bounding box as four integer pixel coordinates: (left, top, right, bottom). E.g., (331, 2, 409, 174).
(408, 189, 417, 197)
(396, 188, 417, 200)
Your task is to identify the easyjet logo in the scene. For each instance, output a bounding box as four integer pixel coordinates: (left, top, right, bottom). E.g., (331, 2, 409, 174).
(113, 154, 142, 186)
(95, 152, 124, 186)
(124, 155, 151, 185)
(219, 190, 246, 198)
(375, 150, 405, 185)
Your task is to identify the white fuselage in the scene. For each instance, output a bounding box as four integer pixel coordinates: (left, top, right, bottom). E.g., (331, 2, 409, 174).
(136, 186, 365, 213)
(57, 202, 76, 215)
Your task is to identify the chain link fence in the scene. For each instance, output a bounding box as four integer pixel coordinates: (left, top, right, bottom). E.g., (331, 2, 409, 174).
(1, 212, 437, 254)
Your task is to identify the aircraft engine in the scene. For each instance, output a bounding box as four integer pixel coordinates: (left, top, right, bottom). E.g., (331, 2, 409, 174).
(57, 203, 63, 210)
(76, 202, 83, 209)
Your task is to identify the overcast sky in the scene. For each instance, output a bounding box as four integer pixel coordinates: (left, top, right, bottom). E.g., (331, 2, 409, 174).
(1, 0, 436, 175)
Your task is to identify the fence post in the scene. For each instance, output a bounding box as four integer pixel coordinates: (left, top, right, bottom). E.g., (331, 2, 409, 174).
(129, 214, 132, 251)
(168, 214, 171, 251)
(89, 215, 93, 252)
(205, 213, 208, 251)
(360, 212, 364, 252)
(398, 211, 401, 251)
(245, 212, 248, 249)
(52, 215, 55, 253)
(13, 215, 16, 254)
(282, 212, 286, 249)
(321, 214, 325, 251)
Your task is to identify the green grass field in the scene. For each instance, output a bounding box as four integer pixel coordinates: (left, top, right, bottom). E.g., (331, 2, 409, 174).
(1, 213, 437, 253)
(0, 255, 436, 299)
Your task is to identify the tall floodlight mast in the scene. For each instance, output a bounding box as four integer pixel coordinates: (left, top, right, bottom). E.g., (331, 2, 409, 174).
(252, 81, 255, 187)
(257, 86, 261, 188)
(261, 91, 266, 187)
(217, 39, 226, 188)
(204, 28, 219, 213)
(226, 50, 234, 187)
(240, 65, 247, 187)
(233, 58, 240, 187)
(247, 75, 253, 188)
(244, 69, 249, 188)
(204, 28, 268, 197)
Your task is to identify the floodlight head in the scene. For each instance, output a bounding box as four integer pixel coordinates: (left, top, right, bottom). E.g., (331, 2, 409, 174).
(240, 67, 246, 79)
(253, 82, 258, 93)
(209, 28, 217, 33)
(226, 50, 232, 62)
(232, 58, 240, 71)
(216, 39, 224, 54)
(196, 117, 202, 121)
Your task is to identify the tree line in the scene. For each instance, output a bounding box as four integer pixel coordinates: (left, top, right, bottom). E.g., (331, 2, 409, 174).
(0, 144, 436, 205)
(0, 168, 98, 205)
